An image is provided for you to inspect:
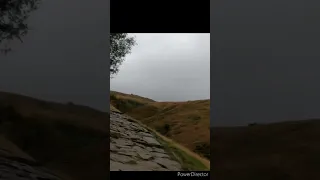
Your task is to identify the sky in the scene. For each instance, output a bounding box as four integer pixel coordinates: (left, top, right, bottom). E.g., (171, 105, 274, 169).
(211, 0, 320, 126)
(0, 0, 109, 112)
(110, 33, 210, 102)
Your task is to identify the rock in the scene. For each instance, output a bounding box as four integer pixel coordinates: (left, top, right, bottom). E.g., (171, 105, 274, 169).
(142, 137, 162, 147)
(154, 157, 182, 171)
(0, 157, 63, 180)
(110, 154, 135, 164)
(152, 147, 165, 153)
(152, 152, 170, 158)
(139, 132, 154, 137)
(110, 112, 182, 171)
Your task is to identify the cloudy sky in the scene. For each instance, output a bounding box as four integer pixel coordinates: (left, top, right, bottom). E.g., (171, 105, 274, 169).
(0, 0, 109, 112)
(211, 0, 320, 126)
(110, 33, 210, 102)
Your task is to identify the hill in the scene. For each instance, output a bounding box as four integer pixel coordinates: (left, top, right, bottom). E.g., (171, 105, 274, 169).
(0, 91, 108, 180)
(110, 91, 210, 160)
(211, 119, 320, 180)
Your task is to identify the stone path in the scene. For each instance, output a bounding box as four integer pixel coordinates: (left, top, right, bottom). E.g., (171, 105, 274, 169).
(110, 111, 182, 171)
(0, 156, 63, 180)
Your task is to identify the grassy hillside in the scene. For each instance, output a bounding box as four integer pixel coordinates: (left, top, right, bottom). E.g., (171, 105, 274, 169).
(110, 91, 210, 160)
(0, 91, 108, 180)
(211, 120, 320, 180)
(110, 91, 154, 113)
(0, 135, 35, 162)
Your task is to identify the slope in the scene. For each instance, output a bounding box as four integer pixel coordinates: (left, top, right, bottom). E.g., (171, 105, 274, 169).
(0, 91, 108, 180)
(110, 91, 210, 160)
(211, 119, 320, 180)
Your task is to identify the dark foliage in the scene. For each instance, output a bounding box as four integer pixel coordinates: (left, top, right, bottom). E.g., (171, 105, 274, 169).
(110, 94, 117, 101)
(6, 117, 107, 164)
(67, 101, 75, 106)
(164, 124, 170, 134)
(0, 105, 22, 122)
(156, 123, 171, 136)
(0, 0, 42, 54)
(110, 33, 136, 76)
(248, 122, 258, 126)
(37, 100, 51, 109)
(194, 142, 210, 159)
(112, 98, 145, 113)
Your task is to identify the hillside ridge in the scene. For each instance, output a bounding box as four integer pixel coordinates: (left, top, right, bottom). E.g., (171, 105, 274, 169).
(110, 91, 210, 160)
(0, 91, 108, 180)
(211, 118, 320, 180)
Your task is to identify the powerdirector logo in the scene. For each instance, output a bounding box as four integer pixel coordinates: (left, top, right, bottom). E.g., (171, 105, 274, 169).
(177, 171, 209, 177)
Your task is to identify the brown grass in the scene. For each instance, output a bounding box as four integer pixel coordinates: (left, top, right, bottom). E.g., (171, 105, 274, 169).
(211, 119, 320, 180)
(110, 104, 121, 113)
(152, 128, 210, 170)
(110, 91, 210, 160)
(0, 91, 108, 180)
(0, 135, 35, 161)
(110, 91, 155, 104)
(123, 114, 210, 170)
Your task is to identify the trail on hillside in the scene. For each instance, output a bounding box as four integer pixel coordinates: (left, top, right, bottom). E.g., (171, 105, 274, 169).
(0, 135, 65, 180)
(0, 156, 63, 180)
(110, 111, 182, 171)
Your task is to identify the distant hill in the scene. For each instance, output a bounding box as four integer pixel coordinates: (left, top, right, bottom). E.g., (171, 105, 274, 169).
(0, 91, 108, 180)
(110, 91, 210, 160)
(0, 91, 108, 132)
(211, 119, 320, 180)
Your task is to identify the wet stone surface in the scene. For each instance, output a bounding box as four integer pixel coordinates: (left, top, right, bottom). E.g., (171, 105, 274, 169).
(0, 157, 62, 180)
(110, 111, 182, 171)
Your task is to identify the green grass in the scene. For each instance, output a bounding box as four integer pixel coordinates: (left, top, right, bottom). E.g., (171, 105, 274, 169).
(128, 116, 210, 171)
(156, 135, 209, 171)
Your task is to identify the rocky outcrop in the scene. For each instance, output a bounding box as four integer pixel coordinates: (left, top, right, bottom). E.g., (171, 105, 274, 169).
(0, 135, 64, 180)
(110, 111, 182, 171)
(0, 156, 63, 180)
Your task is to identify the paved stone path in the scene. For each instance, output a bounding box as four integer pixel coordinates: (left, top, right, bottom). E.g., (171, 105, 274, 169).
(110, 111, 182, 171)
(0, 156, 63, 180)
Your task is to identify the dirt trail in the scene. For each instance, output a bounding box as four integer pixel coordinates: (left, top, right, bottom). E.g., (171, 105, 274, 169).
(110, 111, 182, 171)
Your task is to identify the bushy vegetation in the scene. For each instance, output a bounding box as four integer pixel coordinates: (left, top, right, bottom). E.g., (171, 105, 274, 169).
(194, 142, 210, 159)
(0, 0, 42, 54)
(155, 123, 171, 136)
(67, 101, 75, 106)
(0, 105, 22, 123)
(110, 93, 146, 112)
(110, 33, 137, 76)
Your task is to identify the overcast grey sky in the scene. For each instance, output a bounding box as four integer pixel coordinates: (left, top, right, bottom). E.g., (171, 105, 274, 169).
(110, 33, 210, 102)
(0, 0, 109, 112)
(211, 0, 320, 126)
